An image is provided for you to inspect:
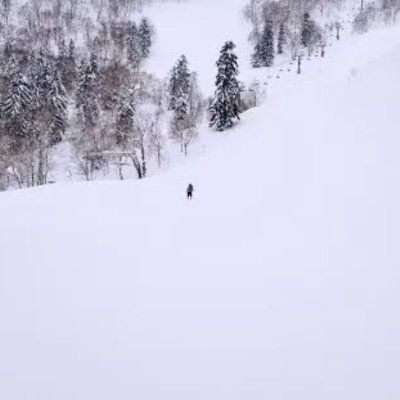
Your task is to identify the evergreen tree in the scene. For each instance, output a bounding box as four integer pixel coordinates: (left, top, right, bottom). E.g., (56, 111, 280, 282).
(75, 60, 99, 128)
(169, 58, 203, 155)
(173, 56, 190, 115)
(277, 23, 285, 54)
(58, 38, 67, 59)
(68, 40, 76, 59)
(26, 50, 68, 147)
(75, 60, 87, 110)
(252, 20, 275, 67)
(262, 20, 275, 67)
(1, 57, 31, 149)
(32, 49, 52, 106)
(251, 40, 263, 68)
(116, 85, 135, 145)
(49, 70, 68, 144)
(209, 41, 241, 131)
(126, 22, 142, 70)
(168, 55, 190, 112)
(301, 13, 314, 47)
(2, 56, 31, 124)
(174, 81, 189, 120)
(170, 71, 203, 155)
(57, 39, 77, 92)
(4, 41, 12, 60)
(3, 55, 19, 85)
(138, 17, 153, 58)
(168, 63, 178, 110)
(64, 40, 78, 92)
(89, 53, 99, 78)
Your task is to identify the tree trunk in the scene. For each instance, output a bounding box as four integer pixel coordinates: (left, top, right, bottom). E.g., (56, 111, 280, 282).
(157, 146, 162, 168)
(140, 143, 146, 178)
(297, 56, 302, 74)
(118, 156, 124, 180)
(129, 154, 142, 179)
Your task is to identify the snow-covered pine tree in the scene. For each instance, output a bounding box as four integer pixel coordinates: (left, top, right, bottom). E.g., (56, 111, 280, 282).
(138, 17, 153, 59)
(116, 85, 135, 145)
(4, 41, 12, 59)
(168, 63, 178, 110)
(168, 55, 190, 113)
(251, 40, 263, 68)
(2, 54, 18, 83)
(25, 50, 68, 149)
(75, 60, 99, 128)
(174, 55, 190, 119)
(2, 56, 31, 141)
(75, 60, 87, 110)
(89, 53, 99, 78)
(126, 22, 142, 70)
(251, 20, 274, 67)
(301, 13, 314, 47)
(33, 49, 53, 106)
(209, 41, 240, 131)
(169, 56, 202, 154)
(57, 37, 67, 59)
(262, 20, 275, 67)
(68, 40, 76, 60)
(277, 23, 285, 54)
(49, 70, 68, 144)
(56, 38, 77, 93)
(64, 40, 78, 92)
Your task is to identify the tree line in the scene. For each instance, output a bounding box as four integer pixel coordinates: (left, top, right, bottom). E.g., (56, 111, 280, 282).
(0, 12, 158, 189)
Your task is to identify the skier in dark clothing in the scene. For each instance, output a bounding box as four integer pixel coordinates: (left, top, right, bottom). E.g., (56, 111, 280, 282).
(187, 183, 194, 199)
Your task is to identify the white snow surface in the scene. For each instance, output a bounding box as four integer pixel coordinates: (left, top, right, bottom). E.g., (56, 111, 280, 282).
(1, 2, 400, 399)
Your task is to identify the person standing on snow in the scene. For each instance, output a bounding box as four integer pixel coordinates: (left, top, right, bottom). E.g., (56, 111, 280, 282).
(187, 183, 194, 199)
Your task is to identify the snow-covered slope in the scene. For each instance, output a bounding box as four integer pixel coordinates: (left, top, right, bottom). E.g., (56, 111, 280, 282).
(1, 4, 400, 400)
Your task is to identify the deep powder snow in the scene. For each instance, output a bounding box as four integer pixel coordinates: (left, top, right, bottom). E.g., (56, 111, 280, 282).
(0, 2, 400, 399)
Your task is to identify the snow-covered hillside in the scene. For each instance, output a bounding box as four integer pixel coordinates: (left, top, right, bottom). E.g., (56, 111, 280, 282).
(144, 0, 252, 95)
(1, 3, 400, 395)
